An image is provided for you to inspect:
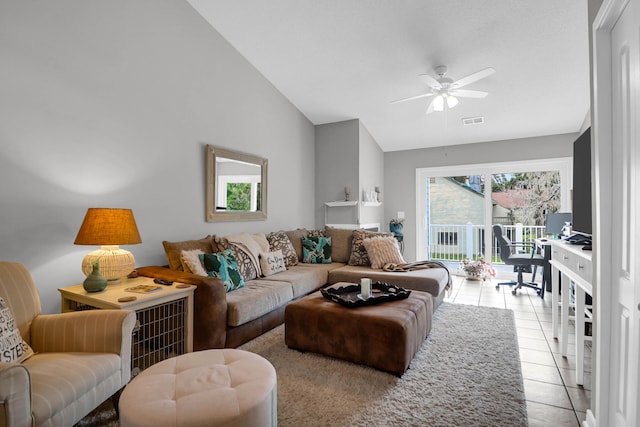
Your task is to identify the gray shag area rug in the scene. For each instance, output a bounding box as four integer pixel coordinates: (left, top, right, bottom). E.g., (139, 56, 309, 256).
(77, 302, 527, 427)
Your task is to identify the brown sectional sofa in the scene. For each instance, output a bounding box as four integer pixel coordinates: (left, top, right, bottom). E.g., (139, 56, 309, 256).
(137, 226, 450, 350)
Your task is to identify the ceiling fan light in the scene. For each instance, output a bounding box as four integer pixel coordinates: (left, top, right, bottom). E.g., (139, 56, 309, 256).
(433, 95, 445, 111)
(447, 95, 459, 108)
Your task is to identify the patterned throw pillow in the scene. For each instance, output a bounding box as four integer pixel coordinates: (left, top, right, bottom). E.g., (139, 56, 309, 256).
(259, 250, 287, 276)
(199, 249, 245, 292)
(267, 231, 298, 267)
(302, 236, 332, 264)
(0, 297, 34, 363)
(362, 236, 405, 269)
(307, 228, 326, 238)
(348, 229, 394, 266)
(213, 236, 258, 281)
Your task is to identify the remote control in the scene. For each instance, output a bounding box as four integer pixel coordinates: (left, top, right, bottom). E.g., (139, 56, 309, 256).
(153, 278, 173, 286)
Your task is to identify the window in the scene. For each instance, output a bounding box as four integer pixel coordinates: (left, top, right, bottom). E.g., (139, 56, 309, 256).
(217, 175, 261, 212)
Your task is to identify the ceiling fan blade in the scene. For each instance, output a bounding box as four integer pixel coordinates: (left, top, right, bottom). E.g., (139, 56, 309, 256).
(390, 92, 434, 104)
(451, 67, 496, 89)
(418, 73, 441, 89)
(425, 98, 436, 115)
(449, 89, 489, 98)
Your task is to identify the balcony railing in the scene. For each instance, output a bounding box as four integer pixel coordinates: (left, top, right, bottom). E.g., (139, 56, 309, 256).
(429, 223, 546, 263)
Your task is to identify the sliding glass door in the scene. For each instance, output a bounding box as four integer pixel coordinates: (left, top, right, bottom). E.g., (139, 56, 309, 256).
(416, 159, 571, 264)
(427, 176, 487, 263)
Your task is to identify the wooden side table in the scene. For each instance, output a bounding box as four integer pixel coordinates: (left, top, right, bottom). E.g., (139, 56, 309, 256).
(59, 276, 195, 375)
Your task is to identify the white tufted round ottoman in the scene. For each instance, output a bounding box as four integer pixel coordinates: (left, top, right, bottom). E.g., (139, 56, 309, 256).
(119, 349, 277, 427)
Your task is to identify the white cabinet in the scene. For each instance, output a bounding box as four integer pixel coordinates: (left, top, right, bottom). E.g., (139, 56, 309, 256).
(549, 241, 592, 387)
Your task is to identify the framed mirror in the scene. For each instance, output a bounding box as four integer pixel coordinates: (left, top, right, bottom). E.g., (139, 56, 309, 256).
(206, 145, 268, 222)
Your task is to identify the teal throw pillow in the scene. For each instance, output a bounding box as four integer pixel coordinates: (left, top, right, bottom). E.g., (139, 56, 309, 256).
(302, 236, 332, 264)
(199, 249, 245, 292)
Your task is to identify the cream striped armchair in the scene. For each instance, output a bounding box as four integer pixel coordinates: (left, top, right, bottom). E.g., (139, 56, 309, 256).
(0, 262, 136, 427)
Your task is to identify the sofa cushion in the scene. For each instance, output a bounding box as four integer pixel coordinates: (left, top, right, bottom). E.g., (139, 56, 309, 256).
(267, 231, 298, 267)
(328, 265, 449, 309)
(199, 249, 245, 292)
(259, 250, 286, 277)
(325, 227, 354, 263)
(302, 236, 332, 264)
(163, 236, 214, 271)
(284, 229, 308, 261)
(23, 352, 122, 424)
(261, 264, 338, 298)
(225, 280, 294, 326)
(348, 229, 394, 266)
(0, 297, 34, 363)
(362, 236, 405, 269)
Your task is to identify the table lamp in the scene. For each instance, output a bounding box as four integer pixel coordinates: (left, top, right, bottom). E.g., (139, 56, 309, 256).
(74, 208, 142, 284)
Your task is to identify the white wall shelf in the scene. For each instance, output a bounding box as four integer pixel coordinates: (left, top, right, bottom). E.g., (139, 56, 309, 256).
(325, 200, 358, 207)
(326, 223, 381, 231)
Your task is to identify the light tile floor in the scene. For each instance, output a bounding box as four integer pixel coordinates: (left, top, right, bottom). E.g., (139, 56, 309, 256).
(444, 272, 592, 427)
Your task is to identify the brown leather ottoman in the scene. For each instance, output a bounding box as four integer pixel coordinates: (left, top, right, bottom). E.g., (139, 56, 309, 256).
(284, 284, 433, 375)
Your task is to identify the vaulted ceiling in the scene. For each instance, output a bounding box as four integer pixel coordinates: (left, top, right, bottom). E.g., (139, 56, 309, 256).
(188, 0, 590, 152)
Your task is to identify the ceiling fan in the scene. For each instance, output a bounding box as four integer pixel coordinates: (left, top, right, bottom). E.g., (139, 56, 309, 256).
(391, 65, 496, 114)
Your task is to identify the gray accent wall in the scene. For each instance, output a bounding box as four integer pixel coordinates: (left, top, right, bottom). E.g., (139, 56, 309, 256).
(0, 0, 315, 314)
(384, 133, 576, 261)
(358, 122, 384, 228)
(315, 120, 360, 226)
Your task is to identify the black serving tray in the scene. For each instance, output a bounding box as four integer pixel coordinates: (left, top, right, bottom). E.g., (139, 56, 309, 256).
(321, 282, 411, 308)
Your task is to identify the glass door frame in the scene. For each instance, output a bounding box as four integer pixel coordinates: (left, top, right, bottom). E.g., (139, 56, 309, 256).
(415, 157, 572, 261)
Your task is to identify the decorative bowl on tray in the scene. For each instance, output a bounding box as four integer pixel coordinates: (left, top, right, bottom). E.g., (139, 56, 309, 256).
(321, 281, 411, 307)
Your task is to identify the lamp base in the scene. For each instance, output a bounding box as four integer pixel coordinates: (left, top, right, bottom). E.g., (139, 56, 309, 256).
(82, 245, 135, 283)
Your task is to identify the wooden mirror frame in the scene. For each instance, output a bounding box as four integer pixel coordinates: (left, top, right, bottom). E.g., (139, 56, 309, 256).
(206, 145, 268, 222)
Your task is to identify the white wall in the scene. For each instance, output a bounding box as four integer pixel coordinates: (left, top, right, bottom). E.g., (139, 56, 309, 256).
(0, 0, 315, 314)
(384, 133, 577, 261)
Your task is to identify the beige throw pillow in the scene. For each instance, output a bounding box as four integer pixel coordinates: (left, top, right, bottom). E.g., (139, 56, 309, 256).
(348, 229, 394, 266)
(180, 249, 208, 276)
(362, 236, 405, 269)
(260, 250, 286, 276)
(253, 233, 271, 253)
(325, 226, 354, 263)
(162, 236, 214, 271)
(0, 297, 34, 363)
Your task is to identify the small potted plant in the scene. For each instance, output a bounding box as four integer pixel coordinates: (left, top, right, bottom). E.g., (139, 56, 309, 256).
(389, 218, 404, 234)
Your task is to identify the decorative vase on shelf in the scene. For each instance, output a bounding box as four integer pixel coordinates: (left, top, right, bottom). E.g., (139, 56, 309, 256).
(83, 262, 107, 293)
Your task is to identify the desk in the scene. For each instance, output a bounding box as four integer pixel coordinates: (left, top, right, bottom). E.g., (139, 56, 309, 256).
(547, 240, 593, 386)
(539, 240, 552, 292)
(534, 238, 553, 297)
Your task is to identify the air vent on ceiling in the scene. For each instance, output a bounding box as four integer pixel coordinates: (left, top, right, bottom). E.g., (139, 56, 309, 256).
(462, 116, 485, 126)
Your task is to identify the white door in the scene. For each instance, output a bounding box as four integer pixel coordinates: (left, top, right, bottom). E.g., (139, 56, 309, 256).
(593, 0, 640, 426)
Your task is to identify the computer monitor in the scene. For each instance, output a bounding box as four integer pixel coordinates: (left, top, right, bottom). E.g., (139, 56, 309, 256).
(545, 212, 572, 236)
